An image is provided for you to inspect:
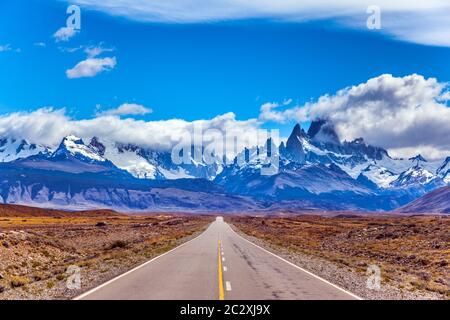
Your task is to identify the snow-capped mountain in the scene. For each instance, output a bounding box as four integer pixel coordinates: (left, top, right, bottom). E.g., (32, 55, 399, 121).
(214, 120, 449, 210)
(390, 165, 442, 189)
(52, 135, 106, 163)
(94, 139, 222, 180)
(0, 137, 49, 162)
(437, 157, 450, 184)
(275, 120, 447, 191)
(0, 122, 447, 212)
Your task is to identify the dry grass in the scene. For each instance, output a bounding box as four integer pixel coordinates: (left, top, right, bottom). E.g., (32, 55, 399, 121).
(228, 214, 450, 298)
(0, 207, 212, 300)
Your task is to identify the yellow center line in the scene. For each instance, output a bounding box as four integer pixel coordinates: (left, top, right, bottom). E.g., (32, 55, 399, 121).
(218, 240, 225, 300)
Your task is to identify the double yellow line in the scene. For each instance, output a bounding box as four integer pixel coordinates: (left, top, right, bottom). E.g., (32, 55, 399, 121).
(218, 240, 225, 300)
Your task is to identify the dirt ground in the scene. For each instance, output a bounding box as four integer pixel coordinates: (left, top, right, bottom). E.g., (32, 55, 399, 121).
(1, 204, 448, 300)
(0, 207, 212, 300)
(228, 214, 450, 300)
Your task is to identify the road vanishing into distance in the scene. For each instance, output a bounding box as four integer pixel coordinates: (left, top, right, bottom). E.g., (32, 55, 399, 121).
(76, 217, 360, 300)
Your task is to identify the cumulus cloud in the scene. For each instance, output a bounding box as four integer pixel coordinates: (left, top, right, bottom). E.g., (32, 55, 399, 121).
(0, 108, 269, 158)
(66, 57, 117, 78)
(70, 0, 450, 47)
(259, 99, 297, 123)
(97, 103, 153, 117)
(53, 27, 79, 42)
(259, 74, 450, 160)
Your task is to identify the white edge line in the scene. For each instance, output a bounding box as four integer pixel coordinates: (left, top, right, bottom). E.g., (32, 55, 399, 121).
(228, 224, 363, 300)
(73, 225, 209, 300)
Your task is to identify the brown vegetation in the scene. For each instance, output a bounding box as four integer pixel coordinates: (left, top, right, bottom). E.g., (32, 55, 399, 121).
(0, 205, 212, 300)
(228, 214, 450, 298)
(0, 204, 122, 218)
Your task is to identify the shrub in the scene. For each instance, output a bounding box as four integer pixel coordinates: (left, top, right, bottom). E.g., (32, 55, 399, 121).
(9, 276, 29, 288)
(96, 222, 107, 227)
(46, 280, 56, 289)
(109, 240, 127, 249)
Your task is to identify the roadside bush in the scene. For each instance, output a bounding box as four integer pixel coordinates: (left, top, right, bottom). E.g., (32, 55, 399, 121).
(109, 240, 127, 249)
(9, 276, 29, 288)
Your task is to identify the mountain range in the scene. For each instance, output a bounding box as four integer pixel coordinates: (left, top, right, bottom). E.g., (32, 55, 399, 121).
(0, 120, 448, 212)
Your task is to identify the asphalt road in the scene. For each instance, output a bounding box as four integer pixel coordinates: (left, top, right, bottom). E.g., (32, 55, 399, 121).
(76, 217, 360, 300)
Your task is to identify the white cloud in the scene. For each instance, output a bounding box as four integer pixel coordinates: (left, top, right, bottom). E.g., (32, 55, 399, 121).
(53, 27, 79, 42)
(66, 57, 117, 78)
(1, 73, 449, 160)
(0, 108, 265, 158)
(259, 99, 296, 123)
(259, 74, 450, 160)
(97, 103, 153, 117)
(0, 44, 12, 52)
(59, 46, 83, 53)
(69, 0, 450, 47)
(34, 42, 47, 47)
(0, 44, 20, 53)
(84, 45, 114, 58)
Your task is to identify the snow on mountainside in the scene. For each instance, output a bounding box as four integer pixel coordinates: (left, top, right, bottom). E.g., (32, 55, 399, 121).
(4, 123, 446, 191)
(391, 165, 437, 188)
(100, 140, 221, 180)
(0, 137, 49, 162)
(275, 120, 447, 190)
(214, 119, 449, 210)
(52, 135, 105, 163)
(437, 157, 450, 184)
(0, 120, 448, 212)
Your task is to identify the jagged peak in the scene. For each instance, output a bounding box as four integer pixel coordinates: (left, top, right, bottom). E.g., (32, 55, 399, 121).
(89, 137, 106, 156)
(60, 135, 84, 146)
(287, 123, 307, 141)
(54, 135, 105, 162)
(437, 157, 450, 175)
(408, 154, 427, 163)
(307, 119, 339, 144)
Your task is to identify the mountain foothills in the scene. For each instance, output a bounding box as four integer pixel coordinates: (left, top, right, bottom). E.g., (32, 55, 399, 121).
(396, 187, 450, 214)
(0, 121, 448, 212)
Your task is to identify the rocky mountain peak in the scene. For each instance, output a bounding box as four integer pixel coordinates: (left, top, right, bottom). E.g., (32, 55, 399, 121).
(53, 135, 105, 163)
(307, 119, 340, 144)
(89, 137, 106, 156)
(285, 124, 306, 163)
(409, 154, 427, 164)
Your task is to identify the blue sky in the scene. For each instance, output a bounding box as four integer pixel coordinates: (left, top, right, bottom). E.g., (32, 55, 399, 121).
(0, 0, 449, 157)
